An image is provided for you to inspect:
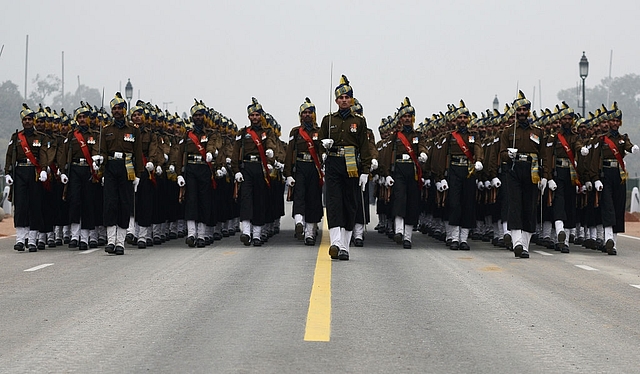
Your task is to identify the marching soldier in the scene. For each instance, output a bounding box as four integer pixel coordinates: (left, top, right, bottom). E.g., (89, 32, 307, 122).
(319, 75, 372, 260)
(231, 98, 278, 246)
(433, 100, 483, 250)
(100, 92, 144, 255)
(175, 100, 220, 248)
(5, 104, 51, 252)
(499, 91, 547, 258)
(59, 105, 100, 250)
(379, 98, 428, 248)
(589, 102, 638, 255)
(283, 98, 325, 245)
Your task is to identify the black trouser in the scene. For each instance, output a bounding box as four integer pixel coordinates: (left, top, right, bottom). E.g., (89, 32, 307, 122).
(506, 161, 537, 232)
(183, 163, 213, 224)
(600, 167, 626, 233)
(325, 155, 358, 230)
(135, 173, 155, 227)
(12, 165, 44, 231)
(239, 161, 268, 226)
(391, 162, 421, 226)
(68, 164, 95, 229)
(447, 164, 476, 228)
(103, 159, 134, 228)
(292, 161, 324, 223)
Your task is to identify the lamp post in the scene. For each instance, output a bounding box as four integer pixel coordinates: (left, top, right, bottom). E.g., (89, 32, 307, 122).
(579, 52, 589, 117)
(125, 78, 133, 111)
(492, 95, 499, 111)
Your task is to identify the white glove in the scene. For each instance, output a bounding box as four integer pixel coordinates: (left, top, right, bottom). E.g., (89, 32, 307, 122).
(321, 139, 334, 150)
(594, 180, 603, 191)
(538, 178, 547, 191)
(145, 161, 154, 172)
(436, 181, 442, 192)
(267, 164, 273, 172)
(475, 161, 483, 171)
(580, 185, 587, 193)
(164, 153, 169, 162)
(484, 180, 491, 189)
(286, 176, 295, 187)
(507, 148, 518, 159)
(359, 174, 369, 191)
(169, 165, 175, 173)
(214, 149, 219, 158)
(56, 168, 61, 176)
(548, 179, 557, 191)
(101, 177, 104, 186)
(235, 172, 244, 183)
(265, 149, 274, 158)
(370, 158, 378, 171)
(477, 181, 484, 190)
(385, 175, 395, 187)
(93, 162, 100, 171)
(206, 152, 213, 162)
(216, 167, 227, 178)
(177, 175, 185, 187)
(418, 152, 428, 163)
(133, 177, 140, 192)
(440, 179, 449, 191)
(92, 154, 104, 165)
(156, 166, 163, 175)
(632, 144, 639, 154)
(39, 170, 48, 182)
(274, 161, 284, 170)
(60, 173, 69, 184)
(581, 146, 589, 156)
(425, 179, 431, 188)
(322, 153, 327, 162)
(5, 175, 13, 186)
(226, 157, 231, 164)
(491, 177, 501, 188)
(584, 181, 593, 191)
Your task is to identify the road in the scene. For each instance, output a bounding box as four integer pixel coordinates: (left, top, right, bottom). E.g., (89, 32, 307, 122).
(1, 209, 640, 373)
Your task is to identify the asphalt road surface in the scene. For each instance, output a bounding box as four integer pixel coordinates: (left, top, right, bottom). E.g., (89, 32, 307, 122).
(1, 208, 640, 373)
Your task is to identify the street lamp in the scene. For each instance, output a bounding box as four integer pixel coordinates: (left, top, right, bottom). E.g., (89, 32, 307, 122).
(579, 52, 589, 117)
(125, 78, 133, 110)
(492, 95, 499, 111)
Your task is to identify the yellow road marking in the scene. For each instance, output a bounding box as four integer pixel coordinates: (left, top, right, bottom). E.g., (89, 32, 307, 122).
(304, 219, 331, 342)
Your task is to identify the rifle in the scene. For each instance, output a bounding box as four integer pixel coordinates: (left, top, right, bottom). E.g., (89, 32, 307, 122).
(7, 130, 18, 202)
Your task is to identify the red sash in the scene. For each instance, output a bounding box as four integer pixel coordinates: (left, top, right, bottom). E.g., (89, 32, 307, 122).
(246, 128, 271, 188)
(396, 131, 423, 189)
(17, 131, 50, 190)
(603, 135, 626, 172)
(556, 133, 581, 187)
(187, 131, 217, 189)
(73, 130, 100, 182)
(298, 127, 324, 187)
(451, 131, 475, 161)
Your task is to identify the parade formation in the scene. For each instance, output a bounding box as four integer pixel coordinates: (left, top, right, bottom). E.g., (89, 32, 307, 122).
(4, 76, 638, 259)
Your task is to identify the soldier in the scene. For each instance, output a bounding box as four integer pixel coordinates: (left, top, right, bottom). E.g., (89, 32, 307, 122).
(130, 102, 163, 248)
(433, 100, 483, 250)
(379, 98, 428, 249)
(318, 75, 372, 260)
(100, 92, 144, 255)
(231, 98, 278, 246)
(59, 105, 100, 250)
(5, 104, 51, 252)
(499, 91, 547, 258)
(283, 98, 325, 245)
(589, 102, 638, 255)
(175, 100, 220, 248)
(542, 102, 588, 253)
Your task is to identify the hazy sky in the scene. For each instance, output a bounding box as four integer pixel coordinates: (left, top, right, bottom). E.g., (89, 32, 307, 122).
(1, 0, 638, 137)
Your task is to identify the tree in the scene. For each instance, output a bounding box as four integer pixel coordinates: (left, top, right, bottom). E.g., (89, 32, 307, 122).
(0, 80, 25, 138)
(28, 74, 61, 105)
(558, 73, 640, 178)
(51, 84, 102, 113)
